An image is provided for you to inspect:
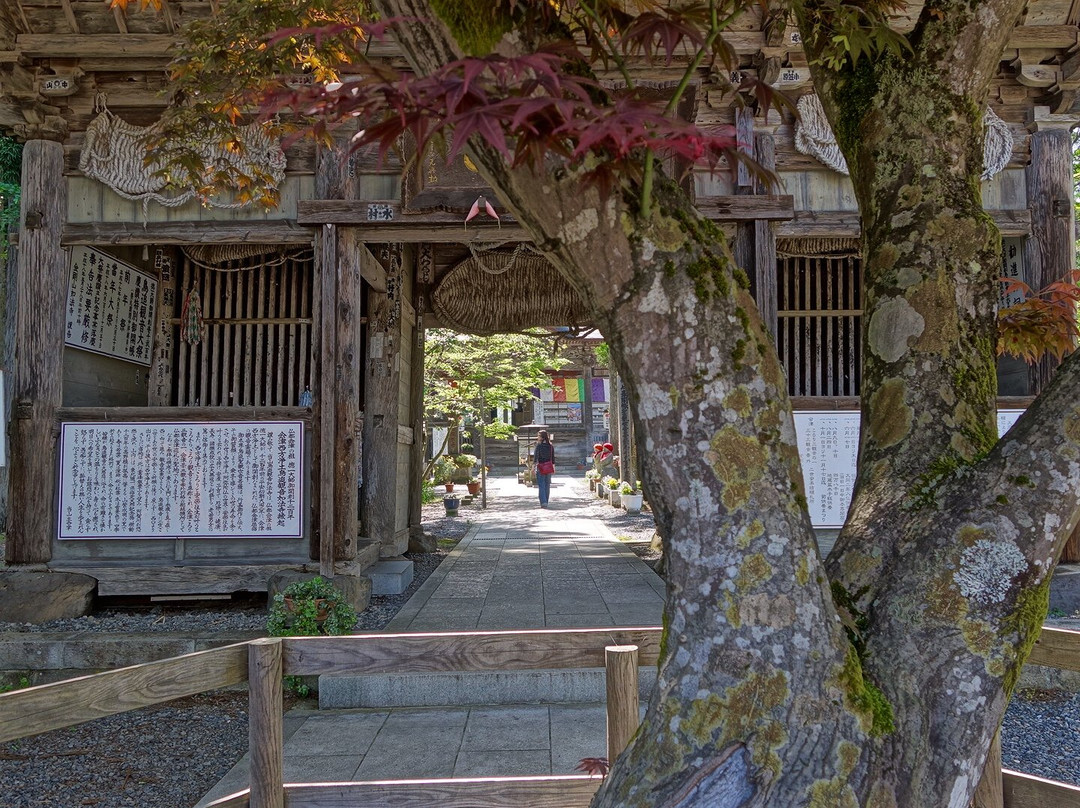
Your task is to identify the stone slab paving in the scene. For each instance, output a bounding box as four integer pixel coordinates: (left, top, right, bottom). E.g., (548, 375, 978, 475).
(196, 475, 662, 806)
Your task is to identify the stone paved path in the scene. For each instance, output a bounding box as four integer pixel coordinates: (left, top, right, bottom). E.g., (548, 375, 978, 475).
(196, 475, 664, 806)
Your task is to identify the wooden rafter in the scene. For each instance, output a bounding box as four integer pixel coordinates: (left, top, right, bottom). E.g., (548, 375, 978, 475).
(112, 6, 129, 35)
(60, 0, 80, 34)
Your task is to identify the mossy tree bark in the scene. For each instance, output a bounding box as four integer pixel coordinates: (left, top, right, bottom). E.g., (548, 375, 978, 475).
(376, 1, 1080, 805)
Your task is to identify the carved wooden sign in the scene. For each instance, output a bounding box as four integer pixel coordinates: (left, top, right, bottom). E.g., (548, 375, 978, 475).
(65, 246, 157, 367)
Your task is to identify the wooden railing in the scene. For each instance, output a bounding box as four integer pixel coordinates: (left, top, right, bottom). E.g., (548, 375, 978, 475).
(1, 625, 1079, 807)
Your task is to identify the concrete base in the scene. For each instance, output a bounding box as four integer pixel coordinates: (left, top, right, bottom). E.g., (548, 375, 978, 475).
(318, 667, 658, 709)
(368, 558, 414, 595)
(0, 569, 96, 623)
(266, 571, 372, 613)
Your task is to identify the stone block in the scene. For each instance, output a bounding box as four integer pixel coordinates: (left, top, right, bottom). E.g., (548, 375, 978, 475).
(408, 528, 437, 554)
(368, 558, 414, 595)
(0, 570, 95, 623)
(267, 571, 372, 613)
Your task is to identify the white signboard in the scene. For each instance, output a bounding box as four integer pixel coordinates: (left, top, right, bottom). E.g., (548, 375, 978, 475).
(58, 421, 303, 540)
(794, 411, 861, 529)
(794, 409, 1026, 529)
(66, 246, 157, 366)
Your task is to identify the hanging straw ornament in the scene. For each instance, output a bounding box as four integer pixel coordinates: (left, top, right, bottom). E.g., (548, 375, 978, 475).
(180, 287, 204, 345)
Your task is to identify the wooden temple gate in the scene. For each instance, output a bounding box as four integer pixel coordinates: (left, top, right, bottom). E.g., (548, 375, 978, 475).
(1, 1, 1079, 603)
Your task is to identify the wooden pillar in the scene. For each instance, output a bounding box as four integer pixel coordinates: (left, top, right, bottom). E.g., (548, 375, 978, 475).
(973, 730, 1004, 808)
(753, 132, 778, 340)
(361, 245, 404, 556)
(407, 247, 429, 534)
(333, 227, 361, 563)
(1023, 107, 1078, 395)
(312, 142, 359, 570)
(605, 644, 640, 764)
(582, 363, 594, 451)
(6, 140, 67, 565)
(734, 112, 778, 340)
(248, 638, 284, 808)
(1023, 108, 1079, 563)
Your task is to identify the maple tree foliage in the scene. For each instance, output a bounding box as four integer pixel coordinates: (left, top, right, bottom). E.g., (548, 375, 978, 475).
(997, 271, 1080, 363)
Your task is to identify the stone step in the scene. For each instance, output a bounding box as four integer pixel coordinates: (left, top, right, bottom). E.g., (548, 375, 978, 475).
(318, 667, 659, 709)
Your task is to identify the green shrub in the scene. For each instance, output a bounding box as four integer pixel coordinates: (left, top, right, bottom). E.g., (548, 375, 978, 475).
(267, 576, 357, 697)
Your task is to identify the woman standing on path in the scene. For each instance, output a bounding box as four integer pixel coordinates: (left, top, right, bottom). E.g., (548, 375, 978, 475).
(535, 430, 555, 508)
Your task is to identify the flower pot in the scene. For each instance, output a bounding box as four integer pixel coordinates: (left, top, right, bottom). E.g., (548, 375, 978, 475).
(609, 489, 621, 506)
(467, 482, 481, 495)
(444, 496, 461, 516)
(444, 482, 455, 493)
(622, 493, 643, 513)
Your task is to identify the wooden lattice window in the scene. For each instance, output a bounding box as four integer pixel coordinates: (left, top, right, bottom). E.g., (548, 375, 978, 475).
(776, 250, 862, 397)
(172, 250, 315, 406)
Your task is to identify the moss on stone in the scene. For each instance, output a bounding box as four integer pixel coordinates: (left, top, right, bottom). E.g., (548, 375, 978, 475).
(795, 554, 811, 586)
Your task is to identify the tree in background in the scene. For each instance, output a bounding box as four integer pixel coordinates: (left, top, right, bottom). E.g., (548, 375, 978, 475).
(423, 328, 562, 468)
(0, 136, 21, 262)
(116, 0, 1080, 804)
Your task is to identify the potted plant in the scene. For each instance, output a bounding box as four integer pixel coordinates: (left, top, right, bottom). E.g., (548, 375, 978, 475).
(432, 456, 456, 492)
(598, 475, 613, 499)
(620, 481, 644, 513)
(445, 494, 461, 516)
(466, 476, 482, 495)
(452, 453, 479, 484)
(267, 576, 358, 695)
(604, 476, 620, 506)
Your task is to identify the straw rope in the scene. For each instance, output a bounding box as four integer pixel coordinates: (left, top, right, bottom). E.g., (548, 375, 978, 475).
(181, 244, 313, 271)
(432, 251, 589, 335)
(777, 237, 861, 257)
(79, 96, 286, 212)
(794, 93, 1013, 180)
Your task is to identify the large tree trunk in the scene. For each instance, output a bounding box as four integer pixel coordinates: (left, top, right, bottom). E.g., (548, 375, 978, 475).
(377, 1, 1080, 805)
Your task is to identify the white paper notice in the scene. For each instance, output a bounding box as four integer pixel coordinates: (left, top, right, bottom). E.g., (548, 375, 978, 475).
(66, 246, 157, 366)
(58, 421, 303, 540)
(794, 409, 1027, 529)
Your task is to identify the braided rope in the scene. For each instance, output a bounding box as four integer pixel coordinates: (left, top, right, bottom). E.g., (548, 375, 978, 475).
(432, 252, 589, 335)
(794, 94, 1013, 180)
(777, 237, 861, 257)
(78, 100, 286, 211)
(181, 244, 313, 271)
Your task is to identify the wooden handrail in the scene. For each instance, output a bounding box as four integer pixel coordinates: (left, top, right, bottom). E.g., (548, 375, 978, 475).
(0, 641, 249, 744)
(3, 626, 1080, 808)
(279, 627, 662, 676)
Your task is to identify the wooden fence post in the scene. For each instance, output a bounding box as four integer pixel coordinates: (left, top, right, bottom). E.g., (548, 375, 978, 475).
(605, 644, 639, 766)
(973, 730, 1004, 808)
(249, 638, 284, 808)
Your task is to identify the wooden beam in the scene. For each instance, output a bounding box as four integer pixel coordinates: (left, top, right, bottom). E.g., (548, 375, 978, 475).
(1008, 25, 1080, 50)
(15, 34, 176, 58)
(1027, 626, 1080, 672)
(775, 210, 1030, 238)
(6, 140, 66, 565)
(1002, 769, 1080, 808)
(62, 221, 314, 246)
(56, 405, 311, 422)
(280, 776, 602, 808)
(280, 627, 662, 676)
(60, 0, 81, 34)
(0, 642, 249, 744)
(47, 563, 308, 596)
(298, 196, 795, 229)
(248, 639, 285, 808)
